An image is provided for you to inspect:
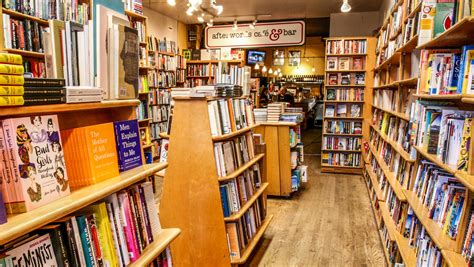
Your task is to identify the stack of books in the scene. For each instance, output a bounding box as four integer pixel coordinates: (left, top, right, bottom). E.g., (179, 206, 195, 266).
(280, 113, 304, 123)
(267, 103, 284, 122)
(66, 86, 103, 103)
(23, 78, 66, 106)
(0, 53, 24, 106)
(215, 84, 243, 97)
(253, 108, 268, 123)
(194, 86, 216, 96)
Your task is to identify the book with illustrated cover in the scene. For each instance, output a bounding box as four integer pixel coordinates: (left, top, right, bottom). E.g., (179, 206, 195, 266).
(328, 74, 338, 85)
(116, 25, 139, 99)
(337, 104, 347, 117)
(325, 105, 335, 117)
(351, 57, 364, 70)
(355, 73, 365, 85)
(2, 115, 70, 213)
(338, 57, 350, 70)
(340, 74, 350, 85)
(350, 104, 361, 117)
(457, 118, 472, 171)
(326, 89, 336, 100)
(113, 120, 143, 172)
(327, 57, 338, 70)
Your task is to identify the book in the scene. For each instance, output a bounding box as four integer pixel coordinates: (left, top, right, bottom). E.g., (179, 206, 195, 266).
(327, 57, 338, 70)
(338, 57, 350, 70)
(433, 2, 455, 38)
(325, 105, 335, 117)
(0, 192, 6, 224)
(0, 96, 24, 106)
(351, 57, 364, 70)
(0, 53, 22, 65)
(0, 74, 24, 85)
(113, 120, 143, 172)
(0, 64, 24, 75)
(3, 234, 58, 266)
(457, 118, 472, 171)
(37, 224, 71, 267)
(418, 0, 437, 46)
(1, 115, 70, 213)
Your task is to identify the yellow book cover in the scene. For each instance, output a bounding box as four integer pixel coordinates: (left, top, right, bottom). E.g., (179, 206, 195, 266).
(0, 64, 24, 75)
(0, 85, 24, 95)
(0, 96, 24, 106)
(424, 53, 435, 93)
(462, 51, 474, 94)
(0, 74, 24, 85)
(85, 203, 119, 267)
(0, 53, 22, 65)
(457, 118, 472, 172)
(84, 123, 119, 183)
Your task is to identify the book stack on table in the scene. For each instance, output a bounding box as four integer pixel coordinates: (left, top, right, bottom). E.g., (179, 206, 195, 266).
(0, 53, 25, 106)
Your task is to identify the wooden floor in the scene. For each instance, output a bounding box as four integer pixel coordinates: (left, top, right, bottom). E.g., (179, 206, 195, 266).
(246, 129, 386, 267)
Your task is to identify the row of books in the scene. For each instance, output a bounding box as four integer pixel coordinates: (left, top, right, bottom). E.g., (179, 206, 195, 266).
(125, 0, 143, 15)
(373, 89, 412, 114)
(187, 78, 210, 87)
(213, 133, 256, 177)
(289, 126, 302, 147)
(291, 165, 307, 192)
(321, 152, 361, 167)
(326, 39, 367, 55)
(327, 73, 365, 86)
(0, 181, 171, 266)
(147, 36, 177, 55)
(148, 70, 176, 88)
(183, 48, 245, 61)
(150, 90, 171, 105)
(418, 0, 474, 46)
(139, 74, 149, 93)
(219, 165, 262, 217)
(418, 47, 474, 96)
(2, 0, 89, 23)
(372, 109, 410, 153)
(324, 120, 362, 135)
(150, 122, 168, 140)
(176, 69, 186, 83)
(322, 136, 361, 151)
(325, 103, 362, 118)
(326, 88, 364, 101)
(187, 64, 215, 77)
(136, 99, 149, 121)
(225, 197, 266, 260)
(129, 20, 146, 43)
(156, 54, 177, 71)
(208, 98, 255, 137)
(379, 222, 403, 265)
(2, 15, 46, 53)
(150, 105, 169, 123)
(411, 103, 473, 170)
(326, 56, 365, 71)
(369, 156, 389, 200)
(214, 63, 250, 87)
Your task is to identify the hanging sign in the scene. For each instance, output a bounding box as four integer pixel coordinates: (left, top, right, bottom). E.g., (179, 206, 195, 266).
(205, 20, 305, 48)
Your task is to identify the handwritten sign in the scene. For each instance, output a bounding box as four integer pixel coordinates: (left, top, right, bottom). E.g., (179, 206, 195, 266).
(205, 21, 305, 48)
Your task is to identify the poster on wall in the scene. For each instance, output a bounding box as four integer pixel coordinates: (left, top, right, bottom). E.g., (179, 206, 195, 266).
(273, 49, 285, 66)
(288, 50, 301, 66)
(205, 21, 305, 48)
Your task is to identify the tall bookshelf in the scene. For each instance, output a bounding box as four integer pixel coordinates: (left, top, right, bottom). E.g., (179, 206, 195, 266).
(365, 0, 474, 265)
(0, 101, 179, 264)
(186, 60, 243, 87)
(321, 37, 376, 174)
(159, 97, 272, 266)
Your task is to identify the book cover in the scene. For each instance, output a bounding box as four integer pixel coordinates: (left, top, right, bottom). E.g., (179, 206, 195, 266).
(113, 120, 143, 172)
(418, 0, 437, 46)
(0, 96, 24, 106)
(326, 57, 337, 70)
(328, 74, 338, 85)
(325, 105, 335, 117)
(351, 57, 364, 70)
(37, 224, 70, 267)
(225, 222, 241, 259)
(76, 215, 95, 267)
(0, 192, 6, 224)
(0, 53, 22, 65)
(3, 234, 57, 266)
(116, 25, 139, 99)
(105, 193, 130, 265)
(2, 115, 70, 212)
(140, 182, 162, 240)
(338, 57, 350, 70)
(117, 191, 140, 262)
(433, 2, 455, 38)
(0, 64, 24, 75)
(457, 118, 472, 171)
(0, 74, 24, 85)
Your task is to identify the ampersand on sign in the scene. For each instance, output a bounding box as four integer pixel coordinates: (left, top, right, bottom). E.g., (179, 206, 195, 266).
(269, 29, 283, 41)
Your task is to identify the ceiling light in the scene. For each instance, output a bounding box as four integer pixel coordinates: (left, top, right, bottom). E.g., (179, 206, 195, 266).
(213, 4, 224, 15)
(277, 68, 281, 72)
(232, 19, 238, 30)
(279, 73, 283, 77)
(167, 0, 176, 6)
(207, 19, 214, 27)
(268, 68, 273, 74)
(312, 66, 316, 72)
(254, 64, 260, 70)
(198, 16, 205, 22)
(341, 0, 351, 12)
(262, 65, 267, 73)
(186, 6, 194, 16)
(189, 0, 202, 7)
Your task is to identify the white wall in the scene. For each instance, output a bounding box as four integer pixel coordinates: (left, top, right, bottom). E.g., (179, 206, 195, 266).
(379, 0, 395, 24)
(329, 11, 381, 37)
(143, 7, 178, 43)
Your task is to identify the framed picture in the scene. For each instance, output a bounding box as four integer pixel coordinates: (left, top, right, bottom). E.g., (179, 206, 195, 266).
(273, 49, 285, 66)
(288, 50, 301, 66)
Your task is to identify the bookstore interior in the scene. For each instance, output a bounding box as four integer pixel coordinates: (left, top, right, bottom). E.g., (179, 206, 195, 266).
(2, 0, 474, 266)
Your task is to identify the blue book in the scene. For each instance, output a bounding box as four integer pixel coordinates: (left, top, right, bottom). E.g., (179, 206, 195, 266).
(219, 186, 230, 217)
(0, 192, 6, 225)
(113, 120, 143, 172)
(448, 53, 461, 92)
(457, 45, 474, 93)
(76, 216, 95, 267)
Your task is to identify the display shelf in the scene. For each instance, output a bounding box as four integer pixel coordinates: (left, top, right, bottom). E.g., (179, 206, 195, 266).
(212, 124, 258, 142)
(370, 124, 413, 162)
(375, 52, 400, 71)
(129, 228, 181, 267)
(325, 70, 366, 73)
(321, 149, 361, 153)
(461, 96, 474, 104)
(125, 10, 147, 20)
(1, 8, 49, 26)
(403, 189, 459, 251)
(397, 77, 418, 87)
(441, 250, 468, 267)
(368, 143, 407, 201)
(257, 122, 299, 126)
(366, 165, 386, 201)
(366, 185, 382, 227)
(325, 85, 366, 87)
(230, 215, 274, 265)
(373, 83, 398, 90)
(0, 163, 168, 245)
(398, 35, 419, 53)
(187, 60, 242, 64)
(159, 132, 170, 139)
(414, 146, 457, 175)
(321, 164, 362, 169)
(404, 2, 422, 23)
(218, 153, 265, 182)
(379, 201, 417, 267)
(454, 172, 474, 193)
(224, 183, 269, 222)
(417, 16, 474, 49)
(323, 133, 363, 137)
(325, 53, 367, 56)
(157, 51, 176, 57)
(0, 100, 140, 117)
(414, 94, 463, 100)
(324, 117, 364, 120)
(372, 105, 410, 121)
(3, 48, 45, 58)
(324, 100, 365, 103)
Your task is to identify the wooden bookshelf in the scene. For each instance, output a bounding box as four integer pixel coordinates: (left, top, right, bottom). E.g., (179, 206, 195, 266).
(255, 121, 303, 196)
(322, 36, 376, 174)
(185, 59, 243, 87)
(2, 48, 45, 58)
(159, 97, 271, 266)
(129, 228, 181, 267)
(417, 16, 474, 49)
(0, 163, 167, 244)
(1, 7, 49, 25)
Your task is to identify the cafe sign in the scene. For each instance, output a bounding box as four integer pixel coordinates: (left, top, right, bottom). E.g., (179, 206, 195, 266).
(205, 20, 305, 48)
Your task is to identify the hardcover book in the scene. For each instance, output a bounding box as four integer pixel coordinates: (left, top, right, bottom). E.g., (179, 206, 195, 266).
(3, 234, 58, 266)
(338, 57, 350, 70)
(113, 120, 143, 172)
(115, 25, 139, 99)
(2, 115, 70, 212)
(327, 57, 338, 70)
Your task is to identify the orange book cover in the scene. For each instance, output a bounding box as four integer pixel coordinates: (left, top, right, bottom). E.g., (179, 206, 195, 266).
(227, 99, 236, 132)
(83, 123, 119, 183)
(76, 128, 93, 188)
(60, 129, 76, 189)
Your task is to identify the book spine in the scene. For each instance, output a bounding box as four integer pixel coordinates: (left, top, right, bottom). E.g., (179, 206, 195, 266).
(2, 119, 25, 209)
(118, 192, 140, 262)
(76, 216, 96, 267)
(86, 214, 104, 267)
(0, 53, 23, 65)
(62, 220, 80, 267)
(141, 182, 162, 240)
(0, 96, 24, 106)
(128, 188, 145, 252)
(24, 89, 65, 95)
(0, 85, 24, 95)
(70, 216, 87, 266)
(0, 74, 24, 85)
(138, 185, 154, 245)
(0, 64, 24, 75)
(0, 192, 6, 224)
(48, 228, 68, 267)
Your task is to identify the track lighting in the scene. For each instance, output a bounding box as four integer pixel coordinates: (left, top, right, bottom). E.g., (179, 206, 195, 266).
(207, 19, 214, 27)
(167, 0, 176, 6)
(341, 0, 351, 12)
(186, 6, 194, 16)
(198, 16, 205, 22)
(232, 19, 238, 30)
(249, 19, 257, 29)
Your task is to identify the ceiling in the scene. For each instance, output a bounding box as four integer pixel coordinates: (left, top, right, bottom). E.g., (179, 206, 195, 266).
(143, 0, 383, 24)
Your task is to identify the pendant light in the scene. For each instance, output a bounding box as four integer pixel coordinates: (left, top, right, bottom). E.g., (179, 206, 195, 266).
(341, 0, 351, 12)
(268, 68, 273, 74)
(254, 64, 260, 70)
(262, 65, 267, 73)
(167, 0, 176, 6)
